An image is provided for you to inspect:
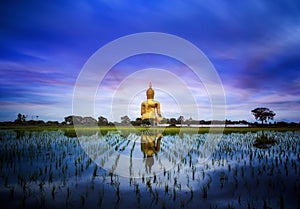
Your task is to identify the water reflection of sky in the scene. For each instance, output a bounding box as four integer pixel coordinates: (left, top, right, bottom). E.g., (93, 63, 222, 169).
(0, 130, 299, 209)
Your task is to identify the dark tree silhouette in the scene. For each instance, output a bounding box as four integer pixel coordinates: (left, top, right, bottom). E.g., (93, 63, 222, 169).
(159, 117, 168, 124)
(251, 107, 276, 124)
(169, 118, 177, 126)
(98, 116, 108, 126)
(121, 115, 131, 125)
(131, 118, 142, 126)
(185, 117, 193, 127)
(15, 113, 26, 124)
(177, 116, 185, 124)
(64, 115, 74, 125)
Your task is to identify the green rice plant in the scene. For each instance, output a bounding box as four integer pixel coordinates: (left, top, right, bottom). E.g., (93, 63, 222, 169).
(227, 203, 235, 209)
(256, 177, 260, 186)
(207, 174, 212, 189)
(66, 187, 70, 201)
(279, 193, 284, 209)
(284, 162, 288, 176)
(233, 166, 238, 177)
(173, 177, 177, 186)
(135, 184, 141, 208)
(55, 159, 58, 170)
(153, 173, 157, 183)
(22, 193, 26, 209)
(154, 189, 159, 205)
(48, 171, 53, 183)
(209, 203, 218, 209)
(263, 198, 271, 209)
(4, 176, 8, 187)
(167, 171, 170, 180)
(81, 163, 84, 172)
(80, 194, 85, 207)
(86, 158, 92, 170)
(180, 199, 185, 208)
(40, 191, 47, 207)
(164, 183, 169, 194)
(98, 190, 104, 208)
(39, 167, 43, 176)
(135, 184, 140, 195)
(201, 186, 207, 199)
(234, 177, 238, 189)
(187, 184, 193, 200)
(51, 185, 56, 200)
(39, 180, 45, 192)
(9, 186, 14, 200)
(115, 182, 120, 202)
(162, 200, 166, 209)
(85, 185, 89, 199)
(173, 187, 177, 201)
(241, 167, 244, 177)
(146, 178, 152, 190)
(93, 165, 98, 178)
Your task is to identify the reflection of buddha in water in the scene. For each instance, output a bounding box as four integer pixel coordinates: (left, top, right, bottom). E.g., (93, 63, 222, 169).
(141, 132, 162, 173)
(141, 82, 162, 126)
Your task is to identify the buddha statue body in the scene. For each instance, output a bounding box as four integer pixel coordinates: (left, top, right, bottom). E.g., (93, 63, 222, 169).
(141, 82, 162, 125)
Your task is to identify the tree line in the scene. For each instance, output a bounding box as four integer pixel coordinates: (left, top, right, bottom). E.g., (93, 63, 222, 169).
(0, 107, 299, 127)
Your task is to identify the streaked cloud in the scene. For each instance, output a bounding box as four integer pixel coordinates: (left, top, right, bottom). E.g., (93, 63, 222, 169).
(0, 0, 299, 122)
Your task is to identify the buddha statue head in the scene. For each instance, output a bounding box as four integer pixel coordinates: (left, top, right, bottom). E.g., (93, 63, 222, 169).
(146, 82, 154, 99)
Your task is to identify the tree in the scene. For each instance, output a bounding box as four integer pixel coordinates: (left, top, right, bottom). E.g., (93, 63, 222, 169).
(15, 113, 26, 124)
(185, 117, 193, 127)
(169, 118, 177, 126)
(131, 118, 142, 126)
(64, 115, 74, 125)
(251, 107, 276, 124)
(177, 116, 185, 124)
(46, 121, 59, 125)
(159, 117, 168, 124)
(98, 116, 108, 126)
(121, 115, 131, 125)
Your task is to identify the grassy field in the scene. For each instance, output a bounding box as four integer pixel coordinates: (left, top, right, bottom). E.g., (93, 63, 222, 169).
(0, 124, 299, 136)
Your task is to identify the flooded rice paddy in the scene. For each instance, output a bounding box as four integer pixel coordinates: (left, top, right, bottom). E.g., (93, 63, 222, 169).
(0, 130, 299, 209)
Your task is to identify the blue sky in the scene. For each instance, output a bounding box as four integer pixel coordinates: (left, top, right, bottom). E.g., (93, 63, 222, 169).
(1, 0, 300, 122)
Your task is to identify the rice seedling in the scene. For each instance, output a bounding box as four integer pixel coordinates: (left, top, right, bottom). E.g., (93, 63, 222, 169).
(164, 183, 169, 194)
(227, 202, 235, 209)
(93, 165, 98, 178)
(0, 129, 298, 209)
(173, 187, 177, 201)
(80, 194, 85, 207)
(51, 185, 56, 199)
(9, 186, 14, 200)
(201, 186, 208, 199)
(209, 204, 218, 209)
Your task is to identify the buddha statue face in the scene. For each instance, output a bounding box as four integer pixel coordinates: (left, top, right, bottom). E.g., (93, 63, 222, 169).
(146, 82, 154, 99)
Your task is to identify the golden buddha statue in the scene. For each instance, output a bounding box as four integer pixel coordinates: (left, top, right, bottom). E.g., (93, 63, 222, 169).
(141, 82, 162, 125)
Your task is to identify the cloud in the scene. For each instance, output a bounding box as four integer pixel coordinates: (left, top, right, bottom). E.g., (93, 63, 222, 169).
(0, 1, 299, 122)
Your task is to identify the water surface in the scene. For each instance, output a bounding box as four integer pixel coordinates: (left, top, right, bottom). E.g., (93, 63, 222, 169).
(0, 130, 299, 209)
